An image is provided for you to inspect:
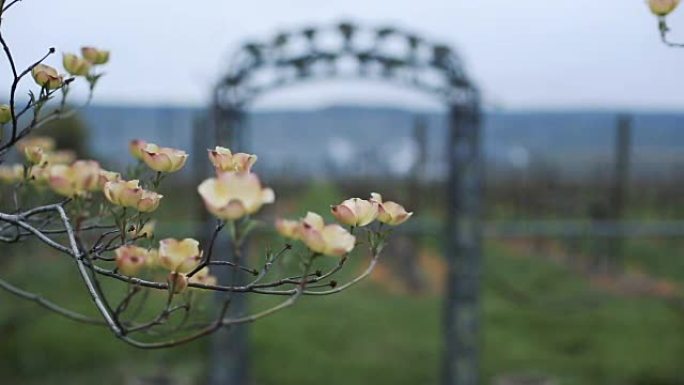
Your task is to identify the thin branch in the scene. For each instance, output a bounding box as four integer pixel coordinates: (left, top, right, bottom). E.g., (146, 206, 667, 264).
(253, 254, 380, 296)
(659, 17, 684, 48)
(53, 205, 124, 336)
(207, 260, 259, 275)
(5, 47, 54, 147)
(0, 202, 384, 349)
(0, 276, 105, 325)
(0, 210, 72, 254)
(244, 244, 291, 287)
(2, 0, 23, 13)
(186, 220, 225, 278)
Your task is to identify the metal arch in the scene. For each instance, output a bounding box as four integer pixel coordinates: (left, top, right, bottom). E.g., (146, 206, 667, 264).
(207, 21, 483, 385)
(212, 22, 479, 110)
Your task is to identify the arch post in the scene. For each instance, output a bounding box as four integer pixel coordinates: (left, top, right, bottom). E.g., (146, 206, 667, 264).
(206, 104, 251, 385)
(209, 22, 483, 385)
(442, 102, 483, 385)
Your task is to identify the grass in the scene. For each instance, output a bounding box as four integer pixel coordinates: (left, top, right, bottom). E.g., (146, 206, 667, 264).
(481, 242, 684, 385)
(624, 237, 684, 283)
(1, 238, 683, 385)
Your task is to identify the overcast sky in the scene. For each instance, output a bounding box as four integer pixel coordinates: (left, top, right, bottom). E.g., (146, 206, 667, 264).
(3, 0, 683, 110)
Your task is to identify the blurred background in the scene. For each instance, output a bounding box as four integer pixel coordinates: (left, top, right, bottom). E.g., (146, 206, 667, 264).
(2, 1, 684, 385)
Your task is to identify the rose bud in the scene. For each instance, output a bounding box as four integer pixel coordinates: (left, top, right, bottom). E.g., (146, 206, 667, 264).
(136, 190, 163, 213)
(45, 150, 77, 165)
(0, 164, 24, 183)
(331, 197, 378, 227)
(649, 0, 680, 16)
(141, 143, 188, 173)
(275, 218, 300, 239)
(115, 245, 148, 276)
(62, 53, 91, 76)
(189, 267, 218, 287)
(158, 238, 203, 273)
(167, 272, 189, 294)
(370, 193, 413, 226)
(299, 212, 356, 257)
(208, 146, 257, 173)
(24, 146, 48, 166)
(0, 104, 11, 124)
(48, 160, 101, 197)
(198, 171, 275, 220)
(31, 64, 63, 90)
(81, 46, 110, 65)
(129, 139, 147, 160)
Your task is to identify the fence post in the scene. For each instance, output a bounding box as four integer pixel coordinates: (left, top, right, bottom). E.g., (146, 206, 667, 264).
(609, 114, 632, 272)
(442, 103, 483, 385)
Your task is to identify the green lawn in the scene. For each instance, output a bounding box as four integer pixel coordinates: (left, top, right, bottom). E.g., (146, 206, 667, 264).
(1, 239, 683, 385)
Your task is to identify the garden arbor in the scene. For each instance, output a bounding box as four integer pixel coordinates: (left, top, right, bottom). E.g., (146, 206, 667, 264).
(207, 22, 483, 385)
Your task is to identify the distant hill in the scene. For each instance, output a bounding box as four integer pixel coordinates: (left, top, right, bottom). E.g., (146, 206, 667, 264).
(81, 105, 684, 181)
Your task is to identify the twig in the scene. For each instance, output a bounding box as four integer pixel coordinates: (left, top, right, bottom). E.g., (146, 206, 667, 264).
(0, 275, 105, 325)
(659, 18, 684, 48)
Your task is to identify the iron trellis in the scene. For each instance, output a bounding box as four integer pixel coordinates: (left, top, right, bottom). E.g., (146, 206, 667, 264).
(204, 21, 483, 385)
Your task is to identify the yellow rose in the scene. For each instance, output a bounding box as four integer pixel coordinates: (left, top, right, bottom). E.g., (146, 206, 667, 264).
(129, 139, 147, 161)
(31, 64, 63, 89)
(649, 0, 680, 16)
(370, 193, 413, 226)
(104, 179, 142, 207)
(158, 238, 203, 273)
(197, 171, 275, 220)
(331, 197, 378, 227)
(16, 136, 55, 153)
(62, 53, 91, 76)
(141, 143, 188, 173)
(145, 248, 160, 268)
(47, 160, 101, 197)
(298, 212, 356, 257)
(275, 218, 300, 239)
(81, 46, 110, 65)
(103, 179, 163, 212)
(0, 104, 11, 124)
(97, 169, 121, 190)
(45, 150, 77, 165)
(115, 245, 148, 276)
(24, 146, 48, 166)
(207, 146, 257, 173)
(136, 189, 163, 213)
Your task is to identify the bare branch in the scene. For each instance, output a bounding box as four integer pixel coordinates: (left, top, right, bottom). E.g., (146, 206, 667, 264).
(0, 275, 105, 325)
